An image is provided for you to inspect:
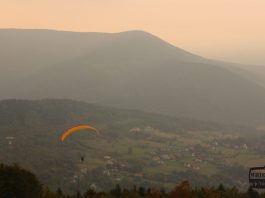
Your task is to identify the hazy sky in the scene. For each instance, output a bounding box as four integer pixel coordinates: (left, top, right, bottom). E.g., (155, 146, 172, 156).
(1, 0, 265, 65)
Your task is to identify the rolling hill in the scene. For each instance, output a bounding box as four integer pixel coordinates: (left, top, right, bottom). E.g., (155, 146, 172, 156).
(0, 99, 260, 192)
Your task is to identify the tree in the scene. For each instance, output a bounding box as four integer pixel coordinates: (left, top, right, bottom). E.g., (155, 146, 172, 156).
(247, 187, 260, 198)
(110, 184, 122, 198)
(84, 188, 96, 198)
(170, 181, 193, 198)
(138, 186, 146, 197)
(56, 187, 64, 197)
(0, 163, 43, 198)
(218, 184, 225, 198)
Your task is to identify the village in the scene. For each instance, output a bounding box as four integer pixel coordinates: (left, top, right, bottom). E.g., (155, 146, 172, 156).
(86, 126, 254, 184)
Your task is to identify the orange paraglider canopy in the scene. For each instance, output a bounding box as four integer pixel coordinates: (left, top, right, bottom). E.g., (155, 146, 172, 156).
(59, 125, 100, 142)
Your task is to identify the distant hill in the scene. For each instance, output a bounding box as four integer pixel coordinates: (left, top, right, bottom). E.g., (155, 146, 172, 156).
(0, 99, 239, 136)
(1, 29, 265, 125)
(222, 63, 265, 89)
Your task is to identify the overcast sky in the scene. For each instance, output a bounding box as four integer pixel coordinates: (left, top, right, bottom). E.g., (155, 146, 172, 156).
(1, 0, 265, 65)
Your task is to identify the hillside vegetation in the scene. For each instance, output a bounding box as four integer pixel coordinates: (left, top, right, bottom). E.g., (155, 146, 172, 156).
(1, 99, 264, 193)
(2, 163, 265, 198)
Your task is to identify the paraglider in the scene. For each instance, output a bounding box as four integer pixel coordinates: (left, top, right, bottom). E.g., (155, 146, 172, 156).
(59, 125, 100, 142)
(58, 125, 100, 197)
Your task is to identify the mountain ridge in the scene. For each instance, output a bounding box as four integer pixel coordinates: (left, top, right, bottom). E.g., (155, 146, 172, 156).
(1, 29, 265, 125)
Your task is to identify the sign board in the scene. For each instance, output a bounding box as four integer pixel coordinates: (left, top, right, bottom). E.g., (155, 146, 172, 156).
(249, 166, 265, 189)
